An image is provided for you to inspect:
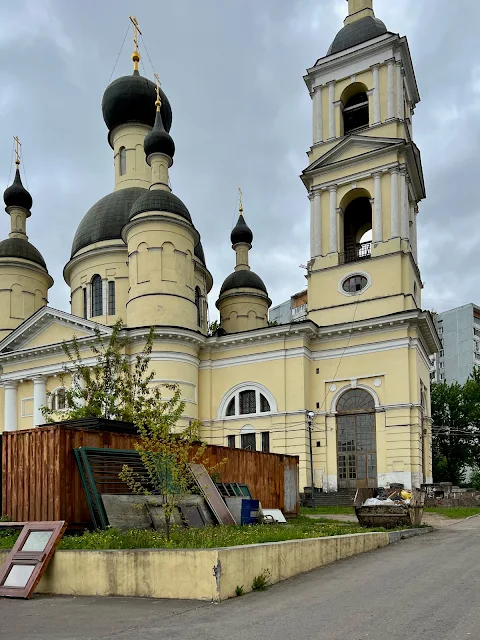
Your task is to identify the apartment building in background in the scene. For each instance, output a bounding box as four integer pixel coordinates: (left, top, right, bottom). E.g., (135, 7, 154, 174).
(430, 304, 480, 385)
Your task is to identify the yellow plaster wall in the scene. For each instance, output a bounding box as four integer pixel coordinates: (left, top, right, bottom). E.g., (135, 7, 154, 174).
(67, 245, 129, 326)
(0, 260, 51, 341)
(112, 123, 152, 191)
(217, 290, 270, 333)
(126, 215, 199, 331)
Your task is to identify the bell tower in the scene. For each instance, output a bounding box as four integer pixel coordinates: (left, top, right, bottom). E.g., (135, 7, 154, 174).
(303, 0, 425, 326)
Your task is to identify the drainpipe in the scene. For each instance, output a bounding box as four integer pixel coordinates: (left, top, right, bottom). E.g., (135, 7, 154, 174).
(307, 411, 316, 506)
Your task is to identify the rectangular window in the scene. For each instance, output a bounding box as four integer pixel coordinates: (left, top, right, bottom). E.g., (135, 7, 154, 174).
(227, 435, 235, 448)
(241, 433, 256, 451)
(261, 431, 270, 453)
(83, 288, 87, 319)
(239, 390, 256, 415)
(108, 281, 115, 316)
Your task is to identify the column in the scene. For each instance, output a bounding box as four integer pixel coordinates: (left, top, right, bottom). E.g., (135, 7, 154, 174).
(329, 186, 337, 253)
(373, 172, 383, 243)
(400, 170, 409, 240)
(396, 61, 404, 119)
(328, 81, 335, 139)
(372, 64, 381, 124)
(390, 169, 399, 238)
(387, 60, 395, 120)
(313, 86, 323, 144)
(33, 376, 47, 427)
(310, 192, 322, 258)
(4, 381, 18, 432)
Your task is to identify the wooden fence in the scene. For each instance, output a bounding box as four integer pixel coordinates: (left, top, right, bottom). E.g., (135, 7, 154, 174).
(1, 423, 299, 527)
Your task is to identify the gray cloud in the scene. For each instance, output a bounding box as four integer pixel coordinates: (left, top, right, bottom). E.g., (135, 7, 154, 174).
(0, 0, 477, 319)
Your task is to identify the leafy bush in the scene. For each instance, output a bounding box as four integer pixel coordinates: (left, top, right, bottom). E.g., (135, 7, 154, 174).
(235, 585, 244, 596)
(469, 468, 480, 491)
(252, 569, 271, 591)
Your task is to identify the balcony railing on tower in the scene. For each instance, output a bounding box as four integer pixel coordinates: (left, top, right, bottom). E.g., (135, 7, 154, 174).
(340, 241, 372, 265)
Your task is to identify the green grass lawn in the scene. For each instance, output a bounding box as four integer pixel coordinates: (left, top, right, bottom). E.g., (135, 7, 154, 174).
(300, 506, 356, 515)
(424, 506, 480, 519)
(0, 518, 382, 551)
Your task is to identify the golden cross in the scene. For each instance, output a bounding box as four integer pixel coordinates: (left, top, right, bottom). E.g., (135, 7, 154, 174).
(154, 72, 162, 111)
(238, 187, 243, 213)
(129, 16, 142, 70)
(129, 15, 142, 52)
(13, 136, 21, 166)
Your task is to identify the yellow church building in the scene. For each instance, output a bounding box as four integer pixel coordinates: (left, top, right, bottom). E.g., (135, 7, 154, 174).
(0, 0, 438, 494)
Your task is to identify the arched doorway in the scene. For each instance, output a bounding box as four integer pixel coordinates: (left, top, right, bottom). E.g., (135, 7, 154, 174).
(336, 388, 377, 489)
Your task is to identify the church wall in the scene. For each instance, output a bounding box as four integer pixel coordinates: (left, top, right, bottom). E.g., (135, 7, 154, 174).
(126, 216, 198, 331)
(0, 262, 50, 340)
(68, 245, 129, 326)
(193, 265, 209, 335)
(217, 291, 270, 333)
(112, 123, 152, 192)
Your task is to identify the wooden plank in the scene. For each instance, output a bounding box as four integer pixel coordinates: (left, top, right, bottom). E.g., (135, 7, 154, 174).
(189, 463, 236, 525)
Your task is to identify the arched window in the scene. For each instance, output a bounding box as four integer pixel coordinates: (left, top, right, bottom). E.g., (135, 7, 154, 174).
(342, 85, 369, 135)
(336, 388, 376, 489)
(119, 147, 127, 176)
(340, 190, 372, 265)
(221, 387, 272, 418)
(108, 281, 115, 316)
(240, 425, 256, 451)
(51, 388, 67, 412)
(195, 287, 201, 327)
(91, 275, 103, 317)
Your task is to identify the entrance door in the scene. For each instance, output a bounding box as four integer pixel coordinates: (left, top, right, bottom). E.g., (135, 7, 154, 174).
(336, 389, 377, 489)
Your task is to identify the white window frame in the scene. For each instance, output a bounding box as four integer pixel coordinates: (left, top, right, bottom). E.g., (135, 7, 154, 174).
(338, 271, 372, 297)
(218, 382, 277, 420)
(21, 397, 34, 418)
(49, 386, 68, 412)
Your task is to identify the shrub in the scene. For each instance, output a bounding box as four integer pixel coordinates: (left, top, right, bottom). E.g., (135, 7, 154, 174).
(252, 569, 271, 591)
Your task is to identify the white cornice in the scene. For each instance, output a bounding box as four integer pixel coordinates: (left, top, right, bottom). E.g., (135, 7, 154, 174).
(64, 242, 127, 284)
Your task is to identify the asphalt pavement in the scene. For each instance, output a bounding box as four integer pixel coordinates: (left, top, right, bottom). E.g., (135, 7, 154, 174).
(1, 517, 479, 640)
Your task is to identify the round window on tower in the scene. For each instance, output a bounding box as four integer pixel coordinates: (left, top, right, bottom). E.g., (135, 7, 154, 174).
(341, 273, 370, 295)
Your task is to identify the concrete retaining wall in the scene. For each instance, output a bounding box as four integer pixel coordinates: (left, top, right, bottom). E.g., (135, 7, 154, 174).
(0, 531, 389, 600)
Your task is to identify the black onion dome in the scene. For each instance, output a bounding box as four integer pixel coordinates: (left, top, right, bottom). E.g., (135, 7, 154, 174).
(4, 168, 32, 212)
(0, 238, 46, 269)
(327, 16, 387, 55)
(129, 190, 192, 223)
(144, 110, 175, 159)
(102, 71, 172, 136)
(219, 270, 268, 296)
(71, 187, 146, 257)
(194, 241, 206, 266)
(231, 214, 253, 246)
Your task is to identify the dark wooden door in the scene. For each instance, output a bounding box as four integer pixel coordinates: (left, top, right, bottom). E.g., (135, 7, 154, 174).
(337, 412, 377, 489)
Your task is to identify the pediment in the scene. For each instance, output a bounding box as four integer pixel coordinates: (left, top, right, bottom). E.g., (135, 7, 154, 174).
(304, 135, 402, 175)
(0, 307, 112, 354)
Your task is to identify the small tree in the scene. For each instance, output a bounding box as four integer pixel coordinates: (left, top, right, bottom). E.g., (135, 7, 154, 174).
(431, 369, 480, 484)
(42, 320, 155, 423)
(120, 384, 223, 540)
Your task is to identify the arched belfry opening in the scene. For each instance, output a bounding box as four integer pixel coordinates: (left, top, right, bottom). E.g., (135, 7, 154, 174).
(341, 82, 369, 135)
(340, 189, 372, 264)
(336, 388, 377, 489)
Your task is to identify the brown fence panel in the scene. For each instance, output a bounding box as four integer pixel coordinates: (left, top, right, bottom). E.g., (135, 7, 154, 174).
(2, 423, 299, 525)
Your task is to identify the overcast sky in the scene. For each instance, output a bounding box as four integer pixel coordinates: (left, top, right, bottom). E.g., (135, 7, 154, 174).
(0, 0, 477, 321)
